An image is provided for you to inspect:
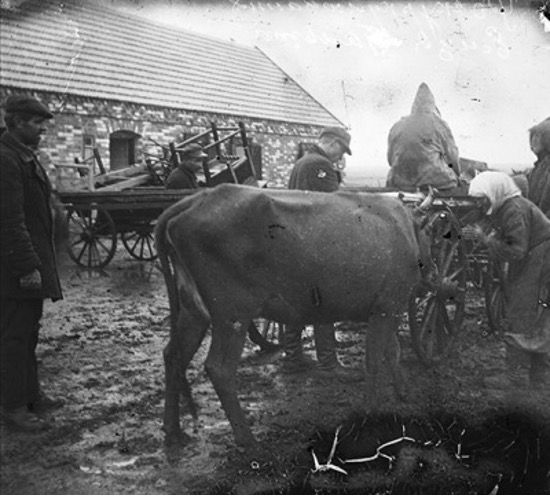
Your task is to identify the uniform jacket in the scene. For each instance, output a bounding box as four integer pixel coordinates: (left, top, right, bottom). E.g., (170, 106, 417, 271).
(0, 132, 62, 300)
(386, 83, 460, 191)
(528, 154, 550, 218)
(165, 166, 199, 190)
(288, 145, 340, 192)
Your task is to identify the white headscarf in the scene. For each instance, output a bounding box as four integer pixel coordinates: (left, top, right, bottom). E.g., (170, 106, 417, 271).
(468, 171, 521, 214)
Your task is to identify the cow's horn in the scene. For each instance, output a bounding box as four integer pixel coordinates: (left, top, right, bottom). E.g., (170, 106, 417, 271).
(418, 186, 435, 211)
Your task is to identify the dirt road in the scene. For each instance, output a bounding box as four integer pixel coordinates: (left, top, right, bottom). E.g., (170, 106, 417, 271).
(1, 254, 549, 494)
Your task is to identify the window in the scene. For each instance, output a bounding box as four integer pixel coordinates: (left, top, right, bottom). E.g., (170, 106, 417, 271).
(83, 134, 95, 161)
(109, 130, 140, 170)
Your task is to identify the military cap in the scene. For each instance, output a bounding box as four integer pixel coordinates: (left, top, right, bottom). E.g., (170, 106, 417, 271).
(180, 143, 207, 159)
(4, 95, 54, 118)
(320, 126, 352, 155)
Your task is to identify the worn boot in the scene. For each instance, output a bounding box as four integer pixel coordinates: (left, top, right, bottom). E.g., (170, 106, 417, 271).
(314, 324, 363, 382)
(281, 325, 316, 373)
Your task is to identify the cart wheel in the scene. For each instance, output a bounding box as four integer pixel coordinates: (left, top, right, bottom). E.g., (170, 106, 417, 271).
(121, 225, 157, 261)
(248, 319, 282, 353)
(66, 207, 117, 268)
(408, 211, 467, 367)
(484, 259, 507, 335)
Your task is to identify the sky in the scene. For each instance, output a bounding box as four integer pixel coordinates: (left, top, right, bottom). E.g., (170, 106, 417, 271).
(114, 0, 550, 180)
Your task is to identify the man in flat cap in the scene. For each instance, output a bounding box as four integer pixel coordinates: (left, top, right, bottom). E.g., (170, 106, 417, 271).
(165, 142, 208, 190)
(284, 126, 361, 381)
(0, 95, 63, 431)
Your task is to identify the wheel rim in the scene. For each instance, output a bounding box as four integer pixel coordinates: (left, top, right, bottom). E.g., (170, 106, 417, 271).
(67, 207, 117, 268)
(409, 212, 466, 366)
(121, 227, 157, 261)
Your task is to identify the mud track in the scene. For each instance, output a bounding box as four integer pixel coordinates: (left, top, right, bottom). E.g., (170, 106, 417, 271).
(1, 254, 549, 494)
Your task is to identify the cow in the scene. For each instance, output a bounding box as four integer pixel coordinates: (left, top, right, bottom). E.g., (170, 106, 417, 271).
(155, 184, 433, 447)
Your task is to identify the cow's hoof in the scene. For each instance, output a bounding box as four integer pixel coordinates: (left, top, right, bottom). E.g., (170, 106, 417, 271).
(234, 431, 258, 450)
(164, 429, 194, 448)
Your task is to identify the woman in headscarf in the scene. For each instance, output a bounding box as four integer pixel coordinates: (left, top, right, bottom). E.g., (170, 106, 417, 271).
(469, 171, 550, 388)
(527, 117, 550, 218)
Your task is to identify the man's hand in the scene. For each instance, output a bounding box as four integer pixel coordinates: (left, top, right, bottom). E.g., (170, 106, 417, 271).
(20, 269, 42, 290)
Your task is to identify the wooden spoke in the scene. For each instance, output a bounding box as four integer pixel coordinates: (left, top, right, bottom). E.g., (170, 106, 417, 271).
(121, 228, 157, 261)
(66, 207, 117, 269)
(409, 211, 466, 367)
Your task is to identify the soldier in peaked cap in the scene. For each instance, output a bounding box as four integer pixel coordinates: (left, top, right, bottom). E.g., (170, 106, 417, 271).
(288, 126, 351, 192)
(284, 126, 362, 382)
(165, 142, 208, 190)
(0, 95, 63, 431)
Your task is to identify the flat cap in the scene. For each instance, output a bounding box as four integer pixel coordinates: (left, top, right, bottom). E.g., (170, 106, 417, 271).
(320, 126, 352, 155)
(4, 95, 53, 118)
(180, 142, 207, 159)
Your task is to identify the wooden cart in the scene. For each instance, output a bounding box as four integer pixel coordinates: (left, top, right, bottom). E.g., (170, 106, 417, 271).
(57, 122, 260, 269)
(341, 187, 505, 366)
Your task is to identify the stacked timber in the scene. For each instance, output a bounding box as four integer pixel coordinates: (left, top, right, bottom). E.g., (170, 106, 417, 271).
(54, 152, 153, 192)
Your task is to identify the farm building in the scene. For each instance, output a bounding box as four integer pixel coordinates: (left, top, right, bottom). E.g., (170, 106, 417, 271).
(0, 0, 344, 187)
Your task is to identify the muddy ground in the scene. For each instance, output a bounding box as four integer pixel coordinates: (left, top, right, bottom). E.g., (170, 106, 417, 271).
(1, 252, 549, 494)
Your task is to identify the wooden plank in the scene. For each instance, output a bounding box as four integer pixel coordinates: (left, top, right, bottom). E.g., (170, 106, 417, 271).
(93, 148, 106, 175)
(94, 164, 149, 186)
(97, 174, 151, 192)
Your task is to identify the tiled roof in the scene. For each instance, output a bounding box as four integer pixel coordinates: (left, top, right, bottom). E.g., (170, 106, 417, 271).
(0, 0, 342, 127)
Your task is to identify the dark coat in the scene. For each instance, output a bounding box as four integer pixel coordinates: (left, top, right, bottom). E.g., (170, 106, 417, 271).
(487, 196, 550, 353)
(165, 166, 199, 190)
(528, 154, 550, 218)
(0, 132, 62, 300)
(288, 145, 340, 192)
(386, 84, 460, 191)
(487, 196, 550, 266)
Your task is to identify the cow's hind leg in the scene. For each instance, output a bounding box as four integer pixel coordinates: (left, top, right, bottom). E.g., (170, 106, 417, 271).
(205, 320, 254, 447)
(364, 314, 406, 402)
(163, 308, 208, 446)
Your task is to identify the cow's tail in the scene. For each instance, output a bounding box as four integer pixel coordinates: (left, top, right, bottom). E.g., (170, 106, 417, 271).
(155, 202, 211, 333)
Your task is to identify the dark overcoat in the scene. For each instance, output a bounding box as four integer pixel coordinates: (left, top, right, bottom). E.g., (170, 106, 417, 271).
(288, 145, 340, 192)
(488, 196, 550, 355)
(528, 154, 550, 218)
(165, 166, 199, 190)
(0, 132, 62, 300)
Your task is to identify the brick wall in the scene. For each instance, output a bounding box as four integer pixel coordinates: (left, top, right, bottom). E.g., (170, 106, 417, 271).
(0, 87, 324, 188)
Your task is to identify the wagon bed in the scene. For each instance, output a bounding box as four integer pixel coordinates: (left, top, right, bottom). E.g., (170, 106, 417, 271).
(58, 122, 259, 269)
(59, 188, 197, 269)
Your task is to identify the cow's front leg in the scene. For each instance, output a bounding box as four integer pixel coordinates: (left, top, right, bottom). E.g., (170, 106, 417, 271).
(364, 314, 406, 402)
(205, 320, 255, 447)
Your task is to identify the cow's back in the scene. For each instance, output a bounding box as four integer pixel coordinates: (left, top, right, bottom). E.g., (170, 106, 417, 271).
(164, 184, 422, 325)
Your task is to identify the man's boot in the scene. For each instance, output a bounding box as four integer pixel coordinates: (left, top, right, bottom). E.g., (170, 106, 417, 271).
(314, 324, 363, 382)
(281, 325, 316, 373)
